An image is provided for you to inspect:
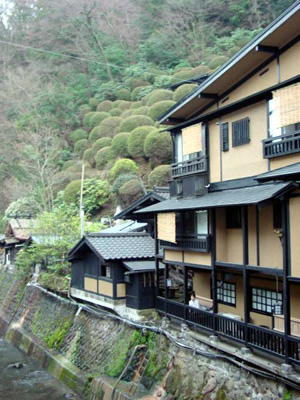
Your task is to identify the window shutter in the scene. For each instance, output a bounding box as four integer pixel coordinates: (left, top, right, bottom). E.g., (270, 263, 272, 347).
(232, 118, 250, 147)
(222, 122, 229, 151)
(182, 123, 202, 156)
(157, 212, 176, 243)
(272, 83, 300, 129)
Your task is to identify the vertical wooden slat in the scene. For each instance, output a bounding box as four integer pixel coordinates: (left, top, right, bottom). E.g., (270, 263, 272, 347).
(272, 83, 300, 129)
(182, 123, 202, 156)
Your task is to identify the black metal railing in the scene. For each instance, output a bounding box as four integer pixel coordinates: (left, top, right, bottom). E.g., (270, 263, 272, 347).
(160, 235, 211, 252)
(171, 155, 207, 178)
(263, 130, 300, 159)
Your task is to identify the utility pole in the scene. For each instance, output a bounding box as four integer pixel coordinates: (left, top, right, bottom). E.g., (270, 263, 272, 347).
(80, 163, 85, 238)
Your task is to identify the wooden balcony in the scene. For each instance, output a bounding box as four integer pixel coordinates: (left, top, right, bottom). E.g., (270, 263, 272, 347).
(263, 130, 300, 159)
(156, 297, 300, 364)
(171, 155, 207, 178)
(160, 235, 211, 252)
(273, 314, 300, 337)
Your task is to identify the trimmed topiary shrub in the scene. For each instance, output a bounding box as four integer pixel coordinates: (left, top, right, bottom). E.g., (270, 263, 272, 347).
(70, 129, 88, 144)
(130, 78, 151, 90)
(131, 86, 152, 101)
(74, 139, 89, 157)
(170, 69, 194, 85)
(119, 179, 144, 207)
(119, 115, 154, 132)
(147, 89, 173, 106)
(89, 126, 103, 143)
(144, 131, 172, 165)
(64, 180, 82, 204)
(148, 165, 171, 187)
(97, 117, 123, 137)
(95, 146, 114, 169)
(173, 84, 198, 103)
(111, 133, 130, 157)
(147, 100, 176, 121)
(83, 112, 95, 129)
(121, 109, 134, 119)
(89, 112, 110, 128)
(62, 160, 76, 171)
(116, 88, 131, 101)
(96, 100, 113, 112)
(117, 100, 132, 111)
(89, 97, 100, 110)
(110, 158, 138, 179)
(78, 104, 91, 118)
(110, 108, 122, 117)
(132, 106, 149, 116)
(128, 126, 156, 159)
(130, 101, 143, 109)
(112, 173, 139, 194)
(92, 137, 112, 155)
(82, 148, 95, 167)
(191, 65, 210, 75)
(208, 56, 229, 70)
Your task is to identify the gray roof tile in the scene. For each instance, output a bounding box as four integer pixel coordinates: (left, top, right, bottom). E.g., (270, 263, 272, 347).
(123, 260, 164, 273)
(256, 162, 300, 182)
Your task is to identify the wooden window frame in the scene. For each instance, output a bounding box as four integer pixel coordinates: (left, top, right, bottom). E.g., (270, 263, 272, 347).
(251, 287, 283, 316)
(216, 281, 236, 306)
(232, 118, 250, 147)
(222, 122, 229, 151)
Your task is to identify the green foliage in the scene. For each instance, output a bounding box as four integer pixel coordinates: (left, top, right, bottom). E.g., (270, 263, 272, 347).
(119, 115, 154, 132)
(62, 160, 76, 171)
(148, 165, 171, 187)
(147, 89, 173, 106)
(110, 108, 122, 117)
(82, 148, 94, 166)
(96, 100, 113, 112)
(144, 130, 172, 165)
(81, 178, 111, 214)
(97, 117, 123, 137)
(82, 112, 95, 129)
(130, 78, 151, 90)
(110, 158, 138, 179)
(132, 106, 149, 116)
(70, 129, 88, 144)
(89, 126, 103, 143)
(147, 100, 176, 121)
(173, 84, 198, 103)
(95, 146, 114, 169)
(45, 319, 72, 351)
(169, 68, 194, 84)
(74, 139, 89, 157)
(131, 86, 152, 101)
(119, 179, 145, 206)
(64, 180, 82, 204)
(130, 101, 143, 109)
(128, 126, 155, 159)
(89, 112, 110, 128)
(117, 100, 132, 111)
(283, 390, 292, 400)
(111, 133, 130, 157)
(191, 65, 210, 75)
(4, 196, 39, 219)
(78, 104, 91, 118)
(111, 173, 139, 194)
(92, 137, 112, 155)
(88, 97, 100, 110)
(116, 88, 131, 101)
(121, 109, 134, 119)
(208, 55, 229, 70)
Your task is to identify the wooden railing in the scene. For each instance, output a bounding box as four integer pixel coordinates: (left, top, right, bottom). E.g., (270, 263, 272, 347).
(273, 314, 300, 337)
(263, 130, 300, 159)
(160, 235, 211, 252)
(171, 155, 207, 178)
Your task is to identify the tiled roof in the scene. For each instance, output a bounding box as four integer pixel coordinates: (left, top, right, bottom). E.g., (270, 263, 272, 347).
(85, 232, 155, 260)
(100, 221, 147, 233)
(123, 260, 164, 274)
(256, 162, 300, 182)
(135, 182, 293, 214)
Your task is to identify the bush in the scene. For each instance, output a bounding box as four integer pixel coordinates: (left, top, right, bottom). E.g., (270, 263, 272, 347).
(92, 137, 113, 155)
(83, 112, 95, 129)
(130, 78, 151, 90)
(78, 104, 91, 118)
(95, 146, 114, 169)
(144, 131, 172, 164)
(131, 86, 152, 101)
(110, 108, 122, 117)
(111, 133, 130, 157)
(97, 117, 123, 137)
(128, 126, 156, 159)
(121, 109, 134, 119)
(119, 179, 144, 207)
(89, 126, 103, 143)
(96, 100, 113, 112)
(111, 158, 138, 179)
(147, 100, 176, 121)
(132, 106, 149, 116)
(117, 100, 132, 111)
(62, 160, 76, 171)
(64, 180, 82, 204)
(82, 148, 95, 166)
(191, 65, 210, 76)
(82, 178, 111, 214)
(130, 101, 143, 109)
(170, 69, 194, 85)
(173, 84, 198, 103)
(208, 56, 229, 70)
(147, 89, 173, 106)
(112, 173, 139, 194)
(74, 139, 89, 157)
(119, 115, 154, 132)
(70, 129, 88, 144)
(89, 112, 110, 128)
(89, 97, 100, 110)
(148, 165, 171, 187)
(116, 88, 131, 101)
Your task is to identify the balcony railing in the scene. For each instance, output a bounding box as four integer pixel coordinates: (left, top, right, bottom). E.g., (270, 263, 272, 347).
(156, 297, 300, 363)
(171, 155, 207, 178)
(160, 235, 211, 252)
(263, 130, 300, 159)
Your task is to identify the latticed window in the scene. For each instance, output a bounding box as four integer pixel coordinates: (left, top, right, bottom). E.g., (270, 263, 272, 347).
(251, 288, 282, 314)
(222, 122, 229, 151)
(232, 118, 250, 147)
(217, 281, 236, 305)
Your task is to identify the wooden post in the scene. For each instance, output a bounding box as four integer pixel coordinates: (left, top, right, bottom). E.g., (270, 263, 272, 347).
(154, 215, 159, 298)
(184, 266, 188, 320)
(242, 206, 249, 345)
(211, 208, 217, 333)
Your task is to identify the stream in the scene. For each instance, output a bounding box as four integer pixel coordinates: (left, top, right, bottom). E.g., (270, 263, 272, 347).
(0, 339, 81, 400)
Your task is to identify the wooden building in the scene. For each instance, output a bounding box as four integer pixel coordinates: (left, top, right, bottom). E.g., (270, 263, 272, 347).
(69, 232, 163, 313)
(136, 2, 300, 367)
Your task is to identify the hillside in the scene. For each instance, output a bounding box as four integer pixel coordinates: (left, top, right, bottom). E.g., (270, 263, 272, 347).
(0, 0, 294, 226)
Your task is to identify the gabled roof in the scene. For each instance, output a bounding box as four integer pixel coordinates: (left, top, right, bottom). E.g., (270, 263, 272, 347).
(159, 1, 300, 125)
(100, 221, 148, 233)
(68, 232, 155, 261)
(5, 219, 36, 241)
(256, 162, 300, 182)
(135, 182, 294, 214)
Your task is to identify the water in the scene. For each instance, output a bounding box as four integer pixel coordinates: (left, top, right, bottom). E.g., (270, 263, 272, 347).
(0, 339, 81, 400)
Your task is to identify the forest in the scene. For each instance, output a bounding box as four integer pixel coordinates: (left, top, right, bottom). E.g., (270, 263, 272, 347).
(0, 0, 294, 272)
